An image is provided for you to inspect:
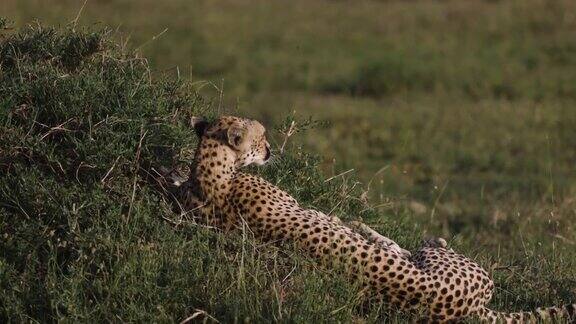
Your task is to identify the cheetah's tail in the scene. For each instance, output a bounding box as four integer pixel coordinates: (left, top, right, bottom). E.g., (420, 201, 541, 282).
(479, 304, 575, 323)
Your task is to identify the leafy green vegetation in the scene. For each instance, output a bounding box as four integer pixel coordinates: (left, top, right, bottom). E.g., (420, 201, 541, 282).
(0, 22, 414, 323)
(1, 0, 576, 322)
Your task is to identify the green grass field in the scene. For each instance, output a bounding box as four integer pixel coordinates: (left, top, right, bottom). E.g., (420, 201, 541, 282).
(1, 0, 575, 322)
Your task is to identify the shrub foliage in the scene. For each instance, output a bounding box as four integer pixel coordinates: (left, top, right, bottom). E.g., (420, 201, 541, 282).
(0, 22, 401, 323)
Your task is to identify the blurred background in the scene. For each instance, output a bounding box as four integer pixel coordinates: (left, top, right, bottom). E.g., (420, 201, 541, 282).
(3, 0, 575, 245)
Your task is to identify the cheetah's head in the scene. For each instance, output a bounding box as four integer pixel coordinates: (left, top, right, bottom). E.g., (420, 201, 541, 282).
(192, 116, 271, 167)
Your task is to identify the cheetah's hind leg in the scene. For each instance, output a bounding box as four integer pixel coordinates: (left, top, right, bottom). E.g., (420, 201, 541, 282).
(348, 221, 411, 258)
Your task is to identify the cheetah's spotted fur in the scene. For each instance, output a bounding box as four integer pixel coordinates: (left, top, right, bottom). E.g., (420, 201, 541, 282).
(167, 116, 575, 323)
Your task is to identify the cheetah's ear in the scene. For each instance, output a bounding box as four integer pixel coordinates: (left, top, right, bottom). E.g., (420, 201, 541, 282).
(191, 116, 209, 137)
(227, 124, 246, 149)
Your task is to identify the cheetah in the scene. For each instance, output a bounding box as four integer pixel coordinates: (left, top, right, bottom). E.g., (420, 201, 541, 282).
(165, 115, 575, 323)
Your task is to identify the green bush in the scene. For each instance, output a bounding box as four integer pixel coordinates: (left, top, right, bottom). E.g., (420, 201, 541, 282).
(0, 21, 203, 322)
(0, 22, 414, 323)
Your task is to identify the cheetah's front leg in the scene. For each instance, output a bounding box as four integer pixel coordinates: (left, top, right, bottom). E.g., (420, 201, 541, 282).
(348, 221, 411, 258)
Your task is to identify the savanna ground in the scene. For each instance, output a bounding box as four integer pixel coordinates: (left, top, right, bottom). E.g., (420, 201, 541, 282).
(1, 0, 575, 322)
